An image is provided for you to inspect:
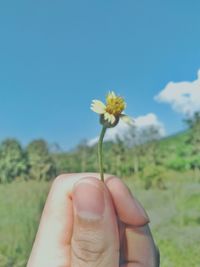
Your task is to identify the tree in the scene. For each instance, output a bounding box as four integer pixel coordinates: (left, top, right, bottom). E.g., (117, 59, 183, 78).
(0, 139, 27, 183)
(185, 112, 200, 174)
(109, 136, 127, 177)
(142, 126, 161, 166)
(124, 125, 162, 174)
(124, 125, 142, 174)
(26, 139, 56, 181)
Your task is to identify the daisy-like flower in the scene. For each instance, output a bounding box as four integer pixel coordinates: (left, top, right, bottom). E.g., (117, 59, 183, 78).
(91, 91, 133, 127)
(90, 91, 133, 182)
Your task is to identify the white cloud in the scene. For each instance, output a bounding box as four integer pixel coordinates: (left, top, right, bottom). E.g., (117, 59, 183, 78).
(88, 113, 165, 146)
(135, 113, 166, 136)
(155, 69, 200, 116)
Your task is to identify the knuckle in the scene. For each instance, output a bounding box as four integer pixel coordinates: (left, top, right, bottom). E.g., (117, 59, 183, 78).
(72, 229, 106, 263)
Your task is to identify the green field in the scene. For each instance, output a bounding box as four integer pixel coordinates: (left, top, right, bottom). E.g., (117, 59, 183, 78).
(0, 172, 199, 267)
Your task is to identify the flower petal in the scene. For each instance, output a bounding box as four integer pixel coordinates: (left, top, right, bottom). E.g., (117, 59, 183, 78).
(120, 114, 134, 125)
(110, 114, 116, 124)
(104, 112, 116, 124)
(110, 91, 116, 98)
(104, 112, 110, 121)
(91, 100, 106, 114)
(106, 91, 116, 102)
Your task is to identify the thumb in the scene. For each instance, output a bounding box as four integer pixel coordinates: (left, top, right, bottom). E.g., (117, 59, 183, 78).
(71, 177, 119, 267)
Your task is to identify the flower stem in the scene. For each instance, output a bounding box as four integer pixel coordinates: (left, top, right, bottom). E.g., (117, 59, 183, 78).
(98, 126, 107, 182)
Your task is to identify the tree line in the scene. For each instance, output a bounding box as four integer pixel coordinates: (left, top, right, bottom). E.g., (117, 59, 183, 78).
(0, 139, 56, 183)
(0, 112, 200, 188)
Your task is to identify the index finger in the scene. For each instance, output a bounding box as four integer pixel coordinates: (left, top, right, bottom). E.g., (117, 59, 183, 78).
(105, 176, 149, 226)
(105, 176, 159, 266)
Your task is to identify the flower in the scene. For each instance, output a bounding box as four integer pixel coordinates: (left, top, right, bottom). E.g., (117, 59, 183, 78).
(91, 91, 133, 127)
(90, 91, 133, 181)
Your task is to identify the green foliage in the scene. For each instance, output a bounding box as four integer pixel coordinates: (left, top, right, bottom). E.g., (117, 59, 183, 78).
(185, 112, 200, 169)
(0, 112, 200, 184)
(0, 139, 56, 183)
(141, 165, 166, 190)
(0, 139, 27, 183)
(166, 157, 189, 171)
(0, 181, 50, 267)
(26, 140, 56, 181)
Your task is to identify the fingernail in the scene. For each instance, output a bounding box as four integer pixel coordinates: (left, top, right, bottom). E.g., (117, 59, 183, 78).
(73, 179, 105, 220)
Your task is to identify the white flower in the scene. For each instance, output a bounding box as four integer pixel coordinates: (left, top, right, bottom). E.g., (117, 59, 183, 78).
(91, 100, 106, 114)
(91, 91, 133, 127)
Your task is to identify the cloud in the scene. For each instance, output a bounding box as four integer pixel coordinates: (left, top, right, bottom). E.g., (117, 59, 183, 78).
(135, 113, 166, 136)
(155, 69, 200, 116)
(88, 113, 165, 146)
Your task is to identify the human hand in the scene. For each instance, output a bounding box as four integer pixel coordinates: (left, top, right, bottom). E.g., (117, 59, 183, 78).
(27, 173, 159, 267)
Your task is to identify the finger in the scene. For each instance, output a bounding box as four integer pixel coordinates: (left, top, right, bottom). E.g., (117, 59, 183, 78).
(105, 176, 159, 266)
(122, 225, 159, 267)
(71, 177, 119, 267)
(27, 173, 98, 267)
(105, 176, 149, 226)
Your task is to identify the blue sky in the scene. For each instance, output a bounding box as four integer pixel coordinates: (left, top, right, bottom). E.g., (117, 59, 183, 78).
(0, 0, 200, 149)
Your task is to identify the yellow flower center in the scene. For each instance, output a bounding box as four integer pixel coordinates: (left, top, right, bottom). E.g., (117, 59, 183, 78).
(106, 94, 126, 116)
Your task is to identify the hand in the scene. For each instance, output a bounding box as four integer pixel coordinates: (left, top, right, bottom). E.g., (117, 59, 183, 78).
(27, 173, 159, 267)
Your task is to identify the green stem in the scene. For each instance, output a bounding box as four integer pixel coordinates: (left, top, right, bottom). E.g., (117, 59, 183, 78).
(98, 126, 107, 182)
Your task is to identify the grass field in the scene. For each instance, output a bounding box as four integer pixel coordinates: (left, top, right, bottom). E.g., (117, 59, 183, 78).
(0, 173, 200, 267)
